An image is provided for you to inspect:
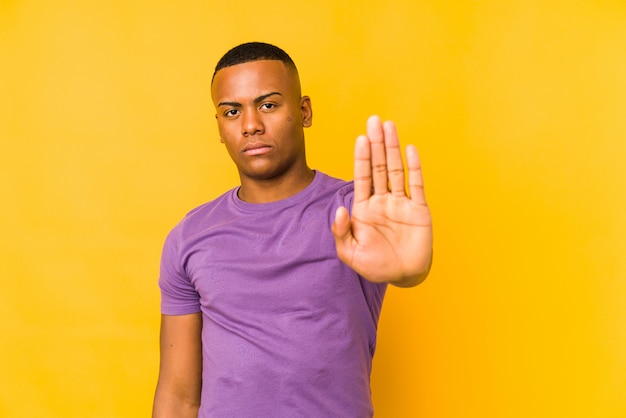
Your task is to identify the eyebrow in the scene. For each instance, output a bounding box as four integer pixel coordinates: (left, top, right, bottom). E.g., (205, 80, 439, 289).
(217, 91, 282, 108)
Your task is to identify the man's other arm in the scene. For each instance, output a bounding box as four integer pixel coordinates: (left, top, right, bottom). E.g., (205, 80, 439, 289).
(152, 313, 202, 418)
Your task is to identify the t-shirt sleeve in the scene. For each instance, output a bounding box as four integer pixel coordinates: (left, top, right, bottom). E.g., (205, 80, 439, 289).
(158, 224, 201, 315)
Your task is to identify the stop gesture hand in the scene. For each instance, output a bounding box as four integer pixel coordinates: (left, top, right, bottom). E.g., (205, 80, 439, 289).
(332, 116, 433, 287)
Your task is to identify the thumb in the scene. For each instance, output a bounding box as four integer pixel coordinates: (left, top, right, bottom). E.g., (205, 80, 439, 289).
(331, 206, 354, 258)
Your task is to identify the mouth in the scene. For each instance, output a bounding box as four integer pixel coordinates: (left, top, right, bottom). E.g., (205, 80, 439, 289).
(242, 143, 272, 156)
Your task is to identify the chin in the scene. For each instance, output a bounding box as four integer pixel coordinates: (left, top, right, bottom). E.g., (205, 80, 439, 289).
(240, 166, 284, 181)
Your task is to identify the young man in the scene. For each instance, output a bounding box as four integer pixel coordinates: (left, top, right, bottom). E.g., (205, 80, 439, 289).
(153, 42, 433, 417)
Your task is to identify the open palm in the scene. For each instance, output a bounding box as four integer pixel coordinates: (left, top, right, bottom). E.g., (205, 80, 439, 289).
(332, 116, 433, 287)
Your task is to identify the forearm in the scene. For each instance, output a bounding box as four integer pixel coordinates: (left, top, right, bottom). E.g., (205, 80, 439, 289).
(152, 386, 200, 418)
(154, 313, 203, 418)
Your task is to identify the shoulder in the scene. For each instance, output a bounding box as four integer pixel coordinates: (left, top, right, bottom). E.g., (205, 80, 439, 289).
(313, 171, 354, 210)
(184, 188, 236, 219)
(314, 171, 353, 194)
(167, 187, 238, 240)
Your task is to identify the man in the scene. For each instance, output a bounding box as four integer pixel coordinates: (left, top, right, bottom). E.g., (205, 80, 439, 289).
(153, 42, 433, 417)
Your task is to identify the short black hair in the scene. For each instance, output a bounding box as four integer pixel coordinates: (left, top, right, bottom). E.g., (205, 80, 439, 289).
(212, 42, 298, 82)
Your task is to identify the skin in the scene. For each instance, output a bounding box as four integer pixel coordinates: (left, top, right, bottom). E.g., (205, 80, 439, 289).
(211, 60, 315, 203)
(152, 312, 201, 418)
(153, 58, 433, 416)
(332, 116, 433, 287)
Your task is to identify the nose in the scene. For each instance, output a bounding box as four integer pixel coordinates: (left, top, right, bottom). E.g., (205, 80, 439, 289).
(241, 109, 264, 136)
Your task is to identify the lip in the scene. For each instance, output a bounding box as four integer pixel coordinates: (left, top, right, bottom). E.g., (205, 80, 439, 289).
(242, 143, 272, 156)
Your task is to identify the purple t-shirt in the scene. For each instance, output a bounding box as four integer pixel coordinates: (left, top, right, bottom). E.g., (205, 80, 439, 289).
(159, 171, 387, 417)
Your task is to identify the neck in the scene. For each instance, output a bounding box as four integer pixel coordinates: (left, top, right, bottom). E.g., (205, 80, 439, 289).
(237, 167, 315, 203)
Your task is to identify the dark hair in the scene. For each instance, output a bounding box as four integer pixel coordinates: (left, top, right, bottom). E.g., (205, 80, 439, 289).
(212, 42, 298, 82)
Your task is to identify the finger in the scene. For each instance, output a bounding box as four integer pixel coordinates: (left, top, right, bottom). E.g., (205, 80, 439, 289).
(353, 135, 372, 203)
(331, 206, 356, 262)
(367, 115, 388, 195)
(383, 120, 406, 197)
(406, 145, 427, 205)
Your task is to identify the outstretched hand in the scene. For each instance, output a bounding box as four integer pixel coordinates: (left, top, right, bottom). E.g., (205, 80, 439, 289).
(331, 116, 433, 287)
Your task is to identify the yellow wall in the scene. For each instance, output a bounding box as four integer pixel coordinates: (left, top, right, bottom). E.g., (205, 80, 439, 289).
(1, 1, 624, 416)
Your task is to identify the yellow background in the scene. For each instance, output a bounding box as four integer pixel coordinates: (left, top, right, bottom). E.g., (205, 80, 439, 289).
(1, 1, 625, 417)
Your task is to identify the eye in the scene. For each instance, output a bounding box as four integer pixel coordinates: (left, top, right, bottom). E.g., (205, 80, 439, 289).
(260, 103, 276, 111)
(224, 109, 239, 117)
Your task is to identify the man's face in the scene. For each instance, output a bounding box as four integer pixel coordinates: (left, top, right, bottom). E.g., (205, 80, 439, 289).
(211, 60, 312, 183)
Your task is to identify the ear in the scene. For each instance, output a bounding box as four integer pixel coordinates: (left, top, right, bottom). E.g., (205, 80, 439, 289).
(300, 96, 313, 128)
